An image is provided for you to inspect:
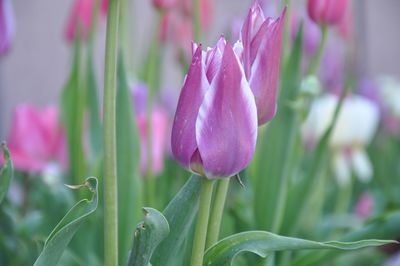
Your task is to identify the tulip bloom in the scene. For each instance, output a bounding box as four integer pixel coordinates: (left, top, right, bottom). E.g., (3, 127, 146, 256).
(64, 0, 107, 43)
(171, 39, 258, 179)
(307, 0, 348, 26)
(1, 105, 68, 174)
(0, 0, 15, 55)
(241, 3, 285, 125)
(302, 94, 379, 185)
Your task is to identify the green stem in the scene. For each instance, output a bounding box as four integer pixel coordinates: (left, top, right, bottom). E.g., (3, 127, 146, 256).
(307, 24, 328, 76)
(190, 178, 214, 266)
(103, 0, 120, 265)
(192, 0, 202, 42)
(206, 178, 230, 248)
(334, 180, 353, 215)
(282, 0, 291, 65)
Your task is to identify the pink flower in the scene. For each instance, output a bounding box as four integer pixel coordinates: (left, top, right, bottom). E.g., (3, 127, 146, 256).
(0, 0, 15, 55)
(2, 104, 68, 173)
(159, 0, 213, 58)
(131, 84, 169, 176)
(152, 0, 178, 11)
(137, 108, 169, 176)
(307, 0, 348, 26)
(355, 192, 374, 219)
(240, 2, 286, 125)
(64, 0, 107, 43)
(172, 39, 258, 178)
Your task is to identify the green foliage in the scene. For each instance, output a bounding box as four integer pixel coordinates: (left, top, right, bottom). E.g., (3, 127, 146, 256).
(251, 23, 304, 233)
(152, 175, 202, 266)
(127, 208, 169, 266)
(116, 56, 143, 264)
(60, 39, 86, 184)
(0, 144, 13, 204)
(204, 231, 396, 266)
(34, 177, 98, 266)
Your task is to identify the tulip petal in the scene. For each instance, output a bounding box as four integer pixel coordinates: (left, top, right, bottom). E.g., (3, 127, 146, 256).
(249, 8, 285, 125)
(195, 44, 258, 178)
(351, 148, 373, 183)
(241, 1, 266, 78)
(333, 151, 351, 186)
(171, 46, 209, 170)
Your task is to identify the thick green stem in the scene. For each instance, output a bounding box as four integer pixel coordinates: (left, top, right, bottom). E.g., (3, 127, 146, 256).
(307, 24, 328, 75)
(190, 178, 214, 266)
(192, 0, 202, 42)
(205, 178, 230, 248)
(103, 0, 120, 265)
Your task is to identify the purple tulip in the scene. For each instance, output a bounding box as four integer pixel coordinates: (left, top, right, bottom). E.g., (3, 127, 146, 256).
(171, 39, 258, 179)
(241, 2, 286, 125)
(0, 0, 15, 55)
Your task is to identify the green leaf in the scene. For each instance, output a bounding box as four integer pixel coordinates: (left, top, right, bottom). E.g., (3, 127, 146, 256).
(116, 55, 143, 264)
(290, 211, 400, 266)
(0, 143, 13, 204)
(33, 177, 98, 266)
(203, 231, 396, 266)
(152, 175, 202, 266)
(127, 208, 170, 266)
(251, 24, 303, 232)
(61, 38, 86, 184)
(86, 46, 103, 160)
(282, 74, 349, 235)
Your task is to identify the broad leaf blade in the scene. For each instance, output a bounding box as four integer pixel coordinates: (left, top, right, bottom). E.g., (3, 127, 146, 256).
(116, 56, 142, 264)
(290, 211, 400, 266)
(151, 175, 202, 266)
(86, 46, 103, 159)
(204, 231, 396, 266)
(33, 177, 98, 266)
(0, 143, 13, 204)
(61, 38, 86, 184)
(127, 208, 170, 266)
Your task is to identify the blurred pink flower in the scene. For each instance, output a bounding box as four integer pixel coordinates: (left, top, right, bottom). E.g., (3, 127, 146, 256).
(137, 109, 169, 176)
(64, 0, 107, 43)
(0, 0, 15, 55)
(152, 0, 178, 11)
(336, 5, 353, 38)
(2, 104, 68, 174)
(159, 0, 213, 58)
(131, 84, 169, 176)
(354, 192, 374, 219)
(307, 0, 348, 26)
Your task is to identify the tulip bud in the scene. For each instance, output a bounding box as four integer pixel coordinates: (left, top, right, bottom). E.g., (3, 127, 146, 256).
(65, 0, 93, 42)
(64, 0, 108, 43)
(241, 2, 286, 125)
(0, 0, 15, 55)
(171, 39, 258, 179)
(307, 0, 348, 26)
(5, 105, 68, 174)
(152, 0, 177, 11)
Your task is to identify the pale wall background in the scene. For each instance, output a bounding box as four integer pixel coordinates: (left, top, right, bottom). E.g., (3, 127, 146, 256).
(0, 0, 399, 139)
